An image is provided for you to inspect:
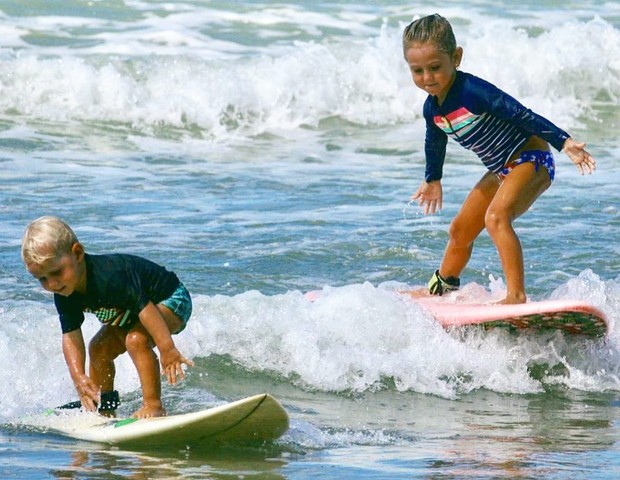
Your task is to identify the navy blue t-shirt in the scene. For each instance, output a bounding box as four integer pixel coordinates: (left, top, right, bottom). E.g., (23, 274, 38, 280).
(54, 253, 180, 333)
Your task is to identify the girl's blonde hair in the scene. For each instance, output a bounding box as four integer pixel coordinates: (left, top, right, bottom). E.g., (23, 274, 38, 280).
(22, 216, 79, 265)
(402, 14, 457, 57)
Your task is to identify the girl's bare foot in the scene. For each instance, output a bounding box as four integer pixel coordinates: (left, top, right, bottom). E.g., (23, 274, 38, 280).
(496, 293, 527, 305)
(399, 288, 430, 298)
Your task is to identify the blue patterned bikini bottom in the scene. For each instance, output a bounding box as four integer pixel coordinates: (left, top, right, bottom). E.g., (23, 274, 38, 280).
(500, 150, 555, 182)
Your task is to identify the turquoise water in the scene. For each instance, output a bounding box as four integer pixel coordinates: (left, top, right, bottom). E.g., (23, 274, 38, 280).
(1, 0, 619, 478)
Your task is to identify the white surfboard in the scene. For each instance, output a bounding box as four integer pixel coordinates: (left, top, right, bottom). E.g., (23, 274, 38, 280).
(45, 393, 289, 448)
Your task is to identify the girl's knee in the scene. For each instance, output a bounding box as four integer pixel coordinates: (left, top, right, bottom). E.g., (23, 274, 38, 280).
(448, 217, 477, 247)
(484, 208, 511, 236)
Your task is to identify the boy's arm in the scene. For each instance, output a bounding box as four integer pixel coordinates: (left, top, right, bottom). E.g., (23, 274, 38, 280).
(138, 302, 193, 385)
(62, 329, 100, 412)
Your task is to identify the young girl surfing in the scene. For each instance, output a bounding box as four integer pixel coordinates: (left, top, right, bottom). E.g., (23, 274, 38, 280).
(403, 14, 596, 304)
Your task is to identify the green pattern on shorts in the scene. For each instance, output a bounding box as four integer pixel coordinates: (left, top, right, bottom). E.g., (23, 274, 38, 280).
(84, 307, 131, 326)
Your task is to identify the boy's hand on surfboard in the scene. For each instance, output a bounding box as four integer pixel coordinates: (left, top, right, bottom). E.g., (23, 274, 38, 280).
(563, 138, 596, 175)
(75, 375, 100, 412)
(411, 180, 443, 215)
(160, 347, 194, 385)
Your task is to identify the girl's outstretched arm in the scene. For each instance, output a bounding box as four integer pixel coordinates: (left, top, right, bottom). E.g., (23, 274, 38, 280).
(412, 180, 443, 215)
(563, 138, 596, 175)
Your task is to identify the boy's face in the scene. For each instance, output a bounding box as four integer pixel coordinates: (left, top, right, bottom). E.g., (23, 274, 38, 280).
(26, 243, 87, 296)
(404, 43, 462, 103)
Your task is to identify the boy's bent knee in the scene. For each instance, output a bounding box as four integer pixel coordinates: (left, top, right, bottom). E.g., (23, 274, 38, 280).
(125, 329, 151, 354)
(89, 328, 125, 360)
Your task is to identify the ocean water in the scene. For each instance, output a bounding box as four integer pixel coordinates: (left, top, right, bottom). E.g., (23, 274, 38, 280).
(1, 0, 619, 478)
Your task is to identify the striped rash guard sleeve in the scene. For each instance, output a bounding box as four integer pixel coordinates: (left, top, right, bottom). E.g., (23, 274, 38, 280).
(423, 108, 448, 182)
(479, 79, 570, 152)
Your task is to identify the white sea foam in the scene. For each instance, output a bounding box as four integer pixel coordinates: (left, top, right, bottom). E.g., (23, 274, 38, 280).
(3, 273, 618, 422)
(1, 0, 619, 429)
(0, 6, 618, 142)
(183, 275, 619, 397)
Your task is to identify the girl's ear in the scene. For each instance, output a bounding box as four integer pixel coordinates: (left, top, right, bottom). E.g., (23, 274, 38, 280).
(454, 46, 463, 68)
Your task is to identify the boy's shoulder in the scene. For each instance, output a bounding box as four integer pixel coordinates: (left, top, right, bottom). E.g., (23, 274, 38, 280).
(87, 252, 155, 267)
(84, 252, 177, 295)
(86, 253, 165, 279)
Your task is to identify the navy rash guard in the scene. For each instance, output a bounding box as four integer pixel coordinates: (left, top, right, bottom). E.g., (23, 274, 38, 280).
(423, 71, 570, 182)
(54, 253, 180, 334)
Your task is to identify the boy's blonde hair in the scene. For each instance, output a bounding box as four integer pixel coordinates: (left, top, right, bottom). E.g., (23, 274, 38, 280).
(402, 14, 457, 57)
(22, 216, 80, 265)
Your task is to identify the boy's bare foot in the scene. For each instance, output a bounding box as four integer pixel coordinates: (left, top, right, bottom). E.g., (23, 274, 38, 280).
(132, 403, 166, 419)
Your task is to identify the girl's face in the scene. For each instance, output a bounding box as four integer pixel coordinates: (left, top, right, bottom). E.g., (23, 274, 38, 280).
(404, 42, 462, 104)
(26, 243, 87, 296)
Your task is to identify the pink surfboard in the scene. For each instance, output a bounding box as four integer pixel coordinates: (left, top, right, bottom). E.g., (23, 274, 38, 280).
(409, 296, 609, 338)
(304, 290, 609, 338)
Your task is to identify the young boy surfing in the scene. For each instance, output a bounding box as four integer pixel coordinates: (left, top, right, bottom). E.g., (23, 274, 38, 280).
(22, 216, 194, 418)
